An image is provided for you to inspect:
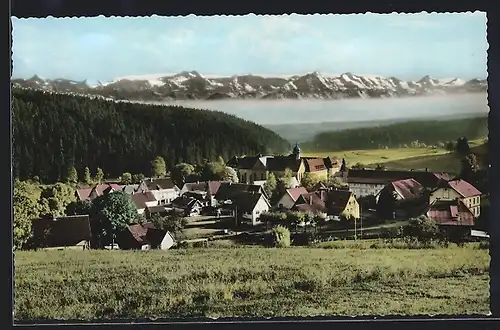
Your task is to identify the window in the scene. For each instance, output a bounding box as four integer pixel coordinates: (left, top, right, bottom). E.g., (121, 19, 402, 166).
(261, 173, 265, 180)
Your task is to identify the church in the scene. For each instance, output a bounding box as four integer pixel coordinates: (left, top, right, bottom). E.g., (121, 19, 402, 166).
(226, 143, 341, 185)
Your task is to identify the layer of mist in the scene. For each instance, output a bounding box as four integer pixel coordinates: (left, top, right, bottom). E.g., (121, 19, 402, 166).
(154, 93, 488, 125)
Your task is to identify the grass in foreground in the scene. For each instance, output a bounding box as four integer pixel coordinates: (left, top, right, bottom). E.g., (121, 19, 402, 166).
(14, 245, 489, 320)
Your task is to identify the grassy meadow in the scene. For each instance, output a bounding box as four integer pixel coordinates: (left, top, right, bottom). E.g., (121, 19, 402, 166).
(15, 244, 490, 320)
(302, 138, 487, 173)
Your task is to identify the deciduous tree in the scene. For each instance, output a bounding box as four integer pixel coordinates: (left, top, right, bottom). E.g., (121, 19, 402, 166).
(263, 173, 277, 199)
(90, 191, 138, 248)
(151, 156, 167, 178)
(171, 163, 195, 187)
(120, 172, 132, 185)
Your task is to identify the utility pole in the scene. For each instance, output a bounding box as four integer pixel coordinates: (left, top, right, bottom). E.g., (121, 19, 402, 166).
(354, 216, 357, 240)
(360, 203, 363, 239)
(235, 205, 238, 234)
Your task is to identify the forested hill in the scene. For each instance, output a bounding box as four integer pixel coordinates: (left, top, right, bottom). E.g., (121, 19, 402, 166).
(302, 116, 488, 152)
(12, 89, 290, 183)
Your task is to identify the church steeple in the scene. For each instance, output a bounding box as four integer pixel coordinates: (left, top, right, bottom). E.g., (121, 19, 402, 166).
(292, 142, 301, 160)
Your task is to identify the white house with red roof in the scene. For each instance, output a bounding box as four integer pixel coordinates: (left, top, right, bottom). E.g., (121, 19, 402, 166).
(429, 179, 482, 217)
(276, 187, 309, 209)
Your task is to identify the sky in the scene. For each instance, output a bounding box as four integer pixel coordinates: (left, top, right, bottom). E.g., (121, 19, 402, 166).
(11, 12, 488, 83)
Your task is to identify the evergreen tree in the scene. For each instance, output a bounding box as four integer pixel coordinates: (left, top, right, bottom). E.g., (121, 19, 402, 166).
(83, 167, 92, 185)
(66, 167, 78, 184)
(94, 168, 104, 184)
(12, 88, 290, 183)
(456, 137, 471, 156)
(460, 153, 479, 183)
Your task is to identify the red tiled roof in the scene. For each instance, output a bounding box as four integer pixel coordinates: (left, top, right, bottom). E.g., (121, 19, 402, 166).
(347, 169, 454, 188)
(208, 181, 227, 195)
(391, 179, 423, 200)
(293, 192, 326, 213)
(77, 183, 121, 201)
(126, 222, 169, 247)
(445, 179, 482, 198)
(286, 187, 309, 201)
(304, 158, 327, 172)
(427, 200, 475, 226)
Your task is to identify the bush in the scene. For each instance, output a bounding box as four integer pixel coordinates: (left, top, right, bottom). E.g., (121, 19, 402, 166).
(293, 232, 318, 246)
(271, 225, 291, 248)
(380, 226, 403, 239)
(404, 216, 440, 243)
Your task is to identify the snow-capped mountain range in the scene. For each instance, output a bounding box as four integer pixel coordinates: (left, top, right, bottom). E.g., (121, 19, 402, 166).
(11, 71, 488, 101)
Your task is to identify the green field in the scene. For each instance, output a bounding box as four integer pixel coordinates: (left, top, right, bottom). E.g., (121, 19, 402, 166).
(303, 138, 487, 173)
(14, 245, 490, 320)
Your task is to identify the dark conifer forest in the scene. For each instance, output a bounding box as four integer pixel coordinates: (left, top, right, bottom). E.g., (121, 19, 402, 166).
(12, 89, 290, 183)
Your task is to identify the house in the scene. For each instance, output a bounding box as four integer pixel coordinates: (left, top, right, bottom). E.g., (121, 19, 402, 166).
(117, 222, 176, 250)
(310, 181, 327, 193)
(375, 178, 424, 204)
(146, 205, 174, 218)
(292, 191, 328, 217)
(231, 192, 270, 226)
(376, 178, 426, 218)
(76, 183, 122, 202)
(426, 199, 476, 237)
(215, 182, 267, 205)
(346, 169, 453, 198)
(429, 179, 482, 217)
(143, 178, 180, 205)
(326, 190, 360, 220)
(180, 180, 228, 207)
(131, 191, 158, 214)
(31, 215, 92, 250)
(226, 143, 339, 185)
(171, 196, 204, 217)
(276, 187, 309, 210)
(121, 181, 149, 195)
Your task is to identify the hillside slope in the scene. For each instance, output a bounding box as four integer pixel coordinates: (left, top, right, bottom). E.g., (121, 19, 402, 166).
(302, 116, 488, 152)
(12, 89, 290, 183)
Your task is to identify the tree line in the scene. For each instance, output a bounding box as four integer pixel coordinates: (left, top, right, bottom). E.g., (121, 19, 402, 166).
(302, 116, 488, 152)
(12, 89, 290, 183)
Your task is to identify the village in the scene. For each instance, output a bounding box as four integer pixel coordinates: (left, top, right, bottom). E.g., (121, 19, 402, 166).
(26, 142, 488, 252)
